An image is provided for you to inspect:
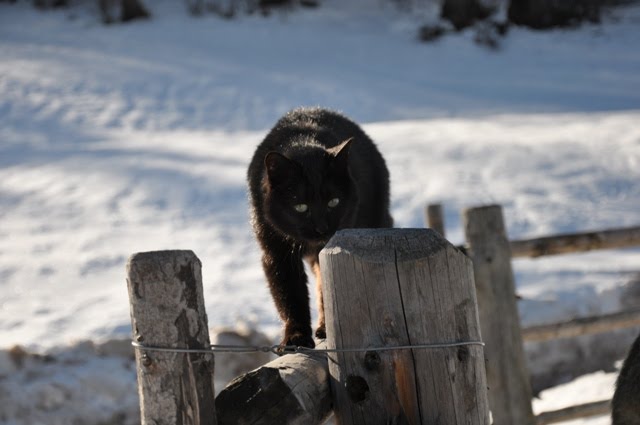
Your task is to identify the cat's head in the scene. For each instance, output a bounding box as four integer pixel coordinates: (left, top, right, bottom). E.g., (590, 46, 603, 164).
(262, 138, 354, 243)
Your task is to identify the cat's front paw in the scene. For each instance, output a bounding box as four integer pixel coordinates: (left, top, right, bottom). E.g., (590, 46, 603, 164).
(315, 324, 326, 340)
(280, 330, 315, 352)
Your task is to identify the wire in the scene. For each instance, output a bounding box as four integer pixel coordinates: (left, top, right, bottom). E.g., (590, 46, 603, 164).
(131, 340, 484, 356)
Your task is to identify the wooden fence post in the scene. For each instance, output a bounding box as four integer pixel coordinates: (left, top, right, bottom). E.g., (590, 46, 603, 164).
(320, 228, 489, 424)
(425, 203, 445, 237)
(463, 205, 535, 425)
(127, 250, 217, 425)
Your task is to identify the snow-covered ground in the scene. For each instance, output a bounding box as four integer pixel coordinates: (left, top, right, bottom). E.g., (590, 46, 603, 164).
(1, 1, 639, 423)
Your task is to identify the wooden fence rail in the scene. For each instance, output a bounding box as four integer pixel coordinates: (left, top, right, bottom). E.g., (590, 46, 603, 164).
(425, 203, 640, 259)
(425, 203, 639, 425)
(535, 400, 611, 425)
(425, 204, 640, 341)
(510, 226, 640, 258)
(522, 308, 640, 343)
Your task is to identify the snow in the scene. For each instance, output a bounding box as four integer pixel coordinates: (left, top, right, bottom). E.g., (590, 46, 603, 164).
(1, 0, 639, 423)
(532, 370, 618, 425)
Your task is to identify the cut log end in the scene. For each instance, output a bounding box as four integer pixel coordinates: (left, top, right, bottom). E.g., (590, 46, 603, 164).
(215, 349, 331, 425)
(323, 228, 453, 262)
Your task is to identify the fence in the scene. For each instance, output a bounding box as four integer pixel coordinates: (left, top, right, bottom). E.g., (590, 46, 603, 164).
(124, 204, 639, 425)
(127, 228, 491, 424)
(427, 203, 640, 425)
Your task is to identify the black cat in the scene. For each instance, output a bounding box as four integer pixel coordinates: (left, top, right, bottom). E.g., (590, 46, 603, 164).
(247, 107, 393, 349)
(612, 331, 640, 425)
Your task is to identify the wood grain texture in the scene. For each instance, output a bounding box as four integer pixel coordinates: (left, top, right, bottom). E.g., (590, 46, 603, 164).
(215, 344, 331, 425)
(536, 400, 611, 425)
(127, 250, 217, 425)
(522, 308, 640, 342)
(463, 205, 535, 425)
(320, 228, 489, 425)
(510, 226, 640, 258)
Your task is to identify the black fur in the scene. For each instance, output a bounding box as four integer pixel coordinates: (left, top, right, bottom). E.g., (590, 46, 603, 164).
(612, 331, 640, 425)
(247, 107, 392, 349)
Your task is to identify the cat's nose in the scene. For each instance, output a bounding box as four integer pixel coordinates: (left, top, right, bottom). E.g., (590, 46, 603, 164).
(315, 222, 329, 235)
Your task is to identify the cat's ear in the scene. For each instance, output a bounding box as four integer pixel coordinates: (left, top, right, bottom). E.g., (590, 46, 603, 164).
(328, 137, 353, 171)
(264, 152, 300, 185)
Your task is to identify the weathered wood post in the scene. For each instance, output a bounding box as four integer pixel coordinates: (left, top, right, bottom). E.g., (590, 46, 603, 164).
(215, 342, 331, 425)
(127, 250, 217, 425)
(320, 228, 489, 424)
(425, 203, 445, 236)
(463, 205, 535, 425)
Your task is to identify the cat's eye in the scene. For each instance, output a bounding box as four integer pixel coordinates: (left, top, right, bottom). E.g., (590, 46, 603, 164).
(328, 198, 340, 208)
(294, 203, 308, 213)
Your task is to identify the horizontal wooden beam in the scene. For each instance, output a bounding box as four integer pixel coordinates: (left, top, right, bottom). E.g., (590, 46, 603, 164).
(535, 399, 610, 425)
(522, 308, 640, 342)
(509, 226, 640, 258)
(215, 344, 331, 425)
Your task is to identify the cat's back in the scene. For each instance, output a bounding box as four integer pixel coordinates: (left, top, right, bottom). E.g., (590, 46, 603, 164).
(251, 107, 377, 165)
(279, 107, 356, 129)
(263, 107, 366, 149)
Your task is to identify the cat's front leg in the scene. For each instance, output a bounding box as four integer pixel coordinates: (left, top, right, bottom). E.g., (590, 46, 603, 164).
(310, 257, 326, 340)
(262, 245, 315, 350)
